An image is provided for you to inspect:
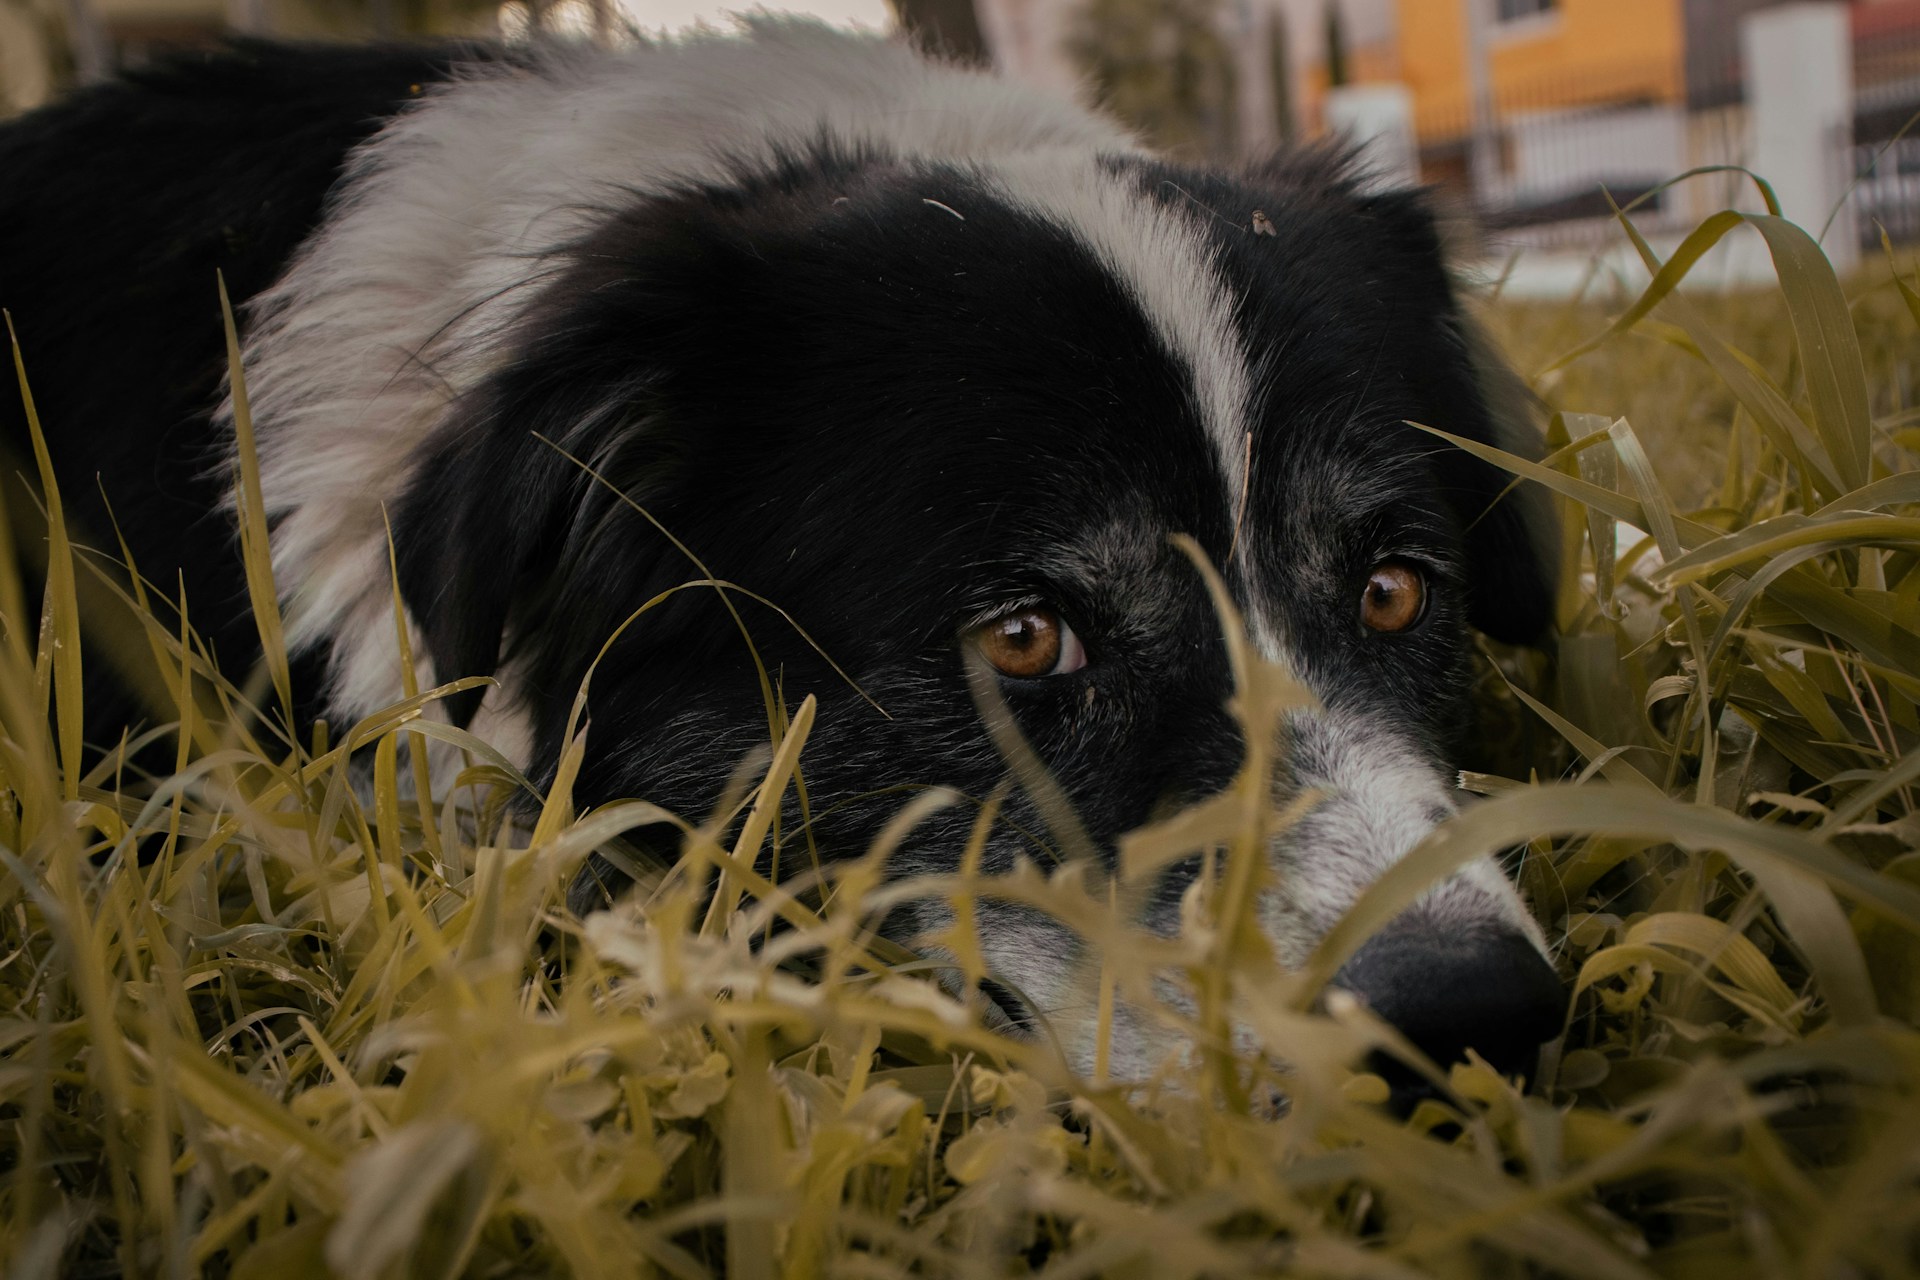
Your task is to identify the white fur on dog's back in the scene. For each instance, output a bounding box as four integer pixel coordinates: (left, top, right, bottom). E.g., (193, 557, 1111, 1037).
(233, 19, 1172, 736)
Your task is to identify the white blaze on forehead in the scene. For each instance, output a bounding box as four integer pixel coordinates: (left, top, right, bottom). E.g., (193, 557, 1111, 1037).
(1244, 606, 1296, 673)
(980, 154, 1254, 505)
(1258, 699, 1546, 966)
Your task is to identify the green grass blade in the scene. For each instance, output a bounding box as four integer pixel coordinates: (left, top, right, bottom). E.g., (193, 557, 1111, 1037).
(216, 274, 294, 735)
(7, 313, 82, 802)
(1745, 215, 1874, 491)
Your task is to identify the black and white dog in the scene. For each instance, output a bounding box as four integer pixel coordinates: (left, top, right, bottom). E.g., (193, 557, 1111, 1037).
(0, 21, 1564, 1081)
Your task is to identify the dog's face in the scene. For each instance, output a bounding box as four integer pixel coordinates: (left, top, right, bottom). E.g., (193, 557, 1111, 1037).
(395, 146, 1562, 1079)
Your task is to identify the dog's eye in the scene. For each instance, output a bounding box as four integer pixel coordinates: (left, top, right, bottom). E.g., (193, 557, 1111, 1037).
(1360, 560, 1427, 633)
(974, 607, 1087, 679)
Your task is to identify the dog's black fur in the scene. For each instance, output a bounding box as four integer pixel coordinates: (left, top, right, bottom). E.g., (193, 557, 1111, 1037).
(1, 27, 1564, 1080)
(0, 42, 506, 733)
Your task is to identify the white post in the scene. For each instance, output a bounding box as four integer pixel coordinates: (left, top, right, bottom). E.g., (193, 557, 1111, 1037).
(224, 0, 271, 34)
(1742, 2, 1857, 274)
(1463, 0, 1498, 204)
(1231, 0, 1280, 154)
(61, 0, 111, 82)
(1323, 82, 1419, 189)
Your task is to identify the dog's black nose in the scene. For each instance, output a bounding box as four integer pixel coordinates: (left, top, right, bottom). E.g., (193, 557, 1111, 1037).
(1333, 923, 1565, 1085)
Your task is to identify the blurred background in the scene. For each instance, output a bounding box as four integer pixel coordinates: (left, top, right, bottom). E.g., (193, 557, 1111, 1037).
(2, 0, 1917, 289)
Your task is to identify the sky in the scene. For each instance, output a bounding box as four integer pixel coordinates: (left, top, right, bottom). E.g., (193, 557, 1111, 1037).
(611, 0, 894, 37)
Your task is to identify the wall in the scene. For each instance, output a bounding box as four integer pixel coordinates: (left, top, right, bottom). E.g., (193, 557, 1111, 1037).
(1501, 101, 1687, 204)
(1389, 0, 1686, 139)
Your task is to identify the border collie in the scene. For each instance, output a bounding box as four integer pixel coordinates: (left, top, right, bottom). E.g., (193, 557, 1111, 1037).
(0, 21, 1564, 1081)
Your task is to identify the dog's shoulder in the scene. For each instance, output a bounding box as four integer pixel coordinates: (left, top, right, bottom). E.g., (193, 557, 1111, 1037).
(0, 38, 503, 398)
(0, 40, 504, 747)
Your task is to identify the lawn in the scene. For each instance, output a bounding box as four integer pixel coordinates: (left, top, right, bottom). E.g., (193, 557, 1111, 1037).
(3, 202, 1918, 1279)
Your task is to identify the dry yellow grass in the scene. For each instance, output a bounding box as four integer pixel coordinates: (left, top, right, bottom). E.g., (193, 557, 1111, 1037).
(2, 198, 1918, 1279)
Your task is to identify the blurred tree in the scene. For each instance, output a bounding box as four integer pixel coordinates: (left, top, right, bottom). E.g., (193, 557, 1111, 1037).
(2, 0, 504, 115)
(887, 0, 990, 65)
(1067, 0, 1239, 159)
(1323, 0, 1346, 88)
(1268, 8, 1293, 142)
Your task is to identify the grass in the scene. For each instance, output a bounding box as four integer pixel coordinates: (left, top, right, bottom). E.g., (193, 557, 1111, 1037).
(3, 199, 1919, 1279)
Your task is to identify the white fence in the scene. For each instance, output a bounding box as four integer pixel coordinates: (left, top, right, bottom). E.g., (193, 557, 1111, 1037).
(1325, 1, 1919, 278)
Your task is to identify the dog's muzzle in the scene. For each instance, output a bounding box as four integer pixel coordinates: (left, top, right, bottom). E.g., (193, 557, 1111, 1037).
(1332, 914, 1565, 1099)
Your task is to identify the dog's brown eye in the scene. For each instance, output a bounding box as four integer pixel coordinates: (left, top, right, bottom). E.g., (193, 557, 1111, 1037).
(974, 607, 1086, 679)
(1361, 561, 1426, 633)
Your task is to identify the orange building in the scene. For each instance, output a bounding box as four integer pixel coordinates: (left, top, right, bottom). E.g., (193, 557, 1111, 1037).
(1395, 0, 1686, 138)
(1300, 0, 1688, 142)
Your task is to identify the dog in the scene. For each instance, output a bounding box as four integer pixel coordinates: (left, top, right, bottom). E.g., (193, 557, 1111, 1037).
(0, 21, 1564, 1083)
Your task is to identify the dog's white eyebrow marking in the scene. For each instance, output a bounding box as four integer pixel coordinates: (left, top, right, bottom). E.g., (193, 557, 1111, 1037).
(979, 155, 1254, 508)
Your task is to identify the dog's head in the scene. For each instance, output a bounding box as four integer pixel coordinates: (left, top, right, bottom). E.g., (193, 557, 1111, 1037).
(392, 143, 1563, 1081)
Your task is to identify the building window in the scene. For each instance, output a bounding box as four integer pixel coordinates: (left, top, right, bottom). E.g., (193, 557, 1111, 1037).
(1495, 0, 1557, 22)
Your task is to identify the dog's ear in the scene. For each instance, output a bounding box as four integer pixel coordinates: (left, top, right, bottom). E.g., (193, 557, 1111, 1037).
(393, 340, 683, 729)
(1448, 314, 1558, 646)
(1353, 184, 1558, 646)
(391, 216, 726, 729)
(391, 394, 573, 729)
